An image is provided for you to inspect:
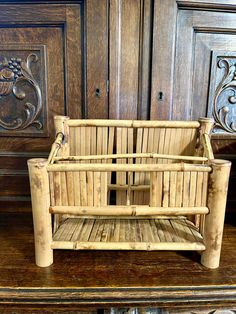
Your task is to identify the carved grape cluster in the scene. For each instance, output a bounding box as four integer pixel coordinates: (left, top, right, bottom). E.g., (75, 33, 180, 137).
(8, 58, 22, 80)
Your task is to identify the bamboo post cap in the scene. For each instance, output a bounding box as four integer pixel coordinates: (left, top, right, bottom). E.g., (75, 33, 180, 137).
(54, 115, 70, 121)
(198, 117, 214, 123)
(27, 158, 48, 167)
(211, 159, 231, 167)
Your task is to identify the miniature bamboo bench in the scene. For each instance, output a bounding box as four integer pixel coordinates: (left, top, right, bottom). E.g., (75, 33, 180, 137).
(28, 117, 231, 268)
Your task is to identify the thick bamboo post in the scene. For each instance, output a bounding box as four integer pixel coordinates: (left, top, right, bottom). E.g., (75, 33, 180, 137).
(201, 159, 231, 269)
(28, 158, 53, 267)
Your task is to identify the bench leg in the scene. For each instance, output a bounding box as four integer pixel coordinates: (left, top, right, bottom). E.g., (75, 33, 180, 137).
(28, 158, 53, 267)
(201, 159, 231, 269)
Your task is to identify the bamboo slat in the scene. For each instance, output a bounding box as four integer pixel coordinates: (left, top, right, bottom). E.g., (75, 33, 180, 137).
(66, 119, 200, 128)
(134, 128, 143, 204)
(169, 171, 177, 207)
(50, 205, 209, 216)
(162, 172, 170, 207)
(52, 217, 205, 251)
(202, 133, 214, 160)
(139, 127, 148, 204)
(175, 172, 184, 207)
(116, 127, 127, 205)
(47, 163, 212, 172)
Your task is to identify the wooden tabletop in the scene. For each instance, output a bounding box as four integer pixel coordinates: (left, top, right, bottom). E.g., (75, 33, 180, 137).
(0, 212, 236, 311)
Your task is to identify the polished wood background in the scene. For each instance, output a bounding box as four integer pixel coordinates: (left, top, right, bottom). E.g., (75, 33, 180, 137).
(0, 0, 235, 210)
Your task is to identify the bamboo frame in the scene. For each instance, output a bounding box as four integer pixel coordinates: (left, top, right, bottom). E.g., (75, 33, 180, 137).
(48, 133, 64, 164)
(53, 152, 208, 162)
(47, 163, 211, 172)
(28, 158, 53, 267)
(66, 119, 200, 128)
(202, 133, 214, 160)
(51, 241, 205, 251)
(28, 116, 231, 269)
(201, 159, 231, 269)
(50, 205, 209, 216)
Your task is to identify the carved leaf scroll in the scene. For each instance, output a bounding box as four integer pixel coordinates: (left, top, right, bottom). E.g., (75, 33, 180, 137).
(0, 53, 42, 130)
(212, 58, 236, 134)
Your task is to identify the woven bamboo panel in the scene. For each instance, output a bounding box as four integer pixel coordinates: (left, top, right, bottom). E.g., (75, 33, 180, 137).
(150, 171, 208, 208)
(52, 217, 205, 251)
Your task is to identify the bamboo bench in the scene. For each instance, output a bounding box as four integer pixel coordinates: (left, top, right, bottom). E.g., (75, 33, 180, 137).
(28, 117, 231, 268)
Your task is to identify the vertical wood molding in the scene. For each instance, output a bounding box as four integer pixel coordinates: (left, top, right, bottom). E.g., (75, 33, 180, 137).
(109, 0, 122, 119)
(138, 0, 153, 120)
(150, 0, 177, 120)
(109, 0, 143, 120)
(86, 0, 109, 119)
(66, 4, 82, 119)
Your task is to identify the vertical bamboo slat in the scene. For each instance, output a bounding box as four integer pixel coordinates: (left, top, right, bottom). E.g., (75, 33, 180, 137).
(116, 127, 126, 204)
(175, 172, 183, 207)
(150, 172, 163, 207)
(128, 128, 134, 204)
(162, 171, 170, 207)
(134, 128, 143, 204)
(87, 171, 94, 206)
(169, 171, 177, 207)
(94, 171, 101, 207)
(139, 127, 148, 204)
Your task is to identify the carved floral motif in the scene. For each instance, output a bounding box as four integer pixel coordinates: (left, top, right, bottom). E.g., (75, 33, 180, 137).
(0, 53, 42, 130)
(213, 58, 236, 133)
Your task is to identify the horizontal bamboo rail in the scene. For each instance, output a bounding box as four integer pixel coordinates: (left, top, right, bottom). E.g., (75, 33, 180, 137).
(202, 133, 214, 160)
(48, 133, 64, 164)
(53, 152, 208, 162)
(50, 205, 209, 216)
(47, 163, 211, 172)
(108, 184, 150, 191)
(51, 241, 206, 251)
(65, 119, 200, 128)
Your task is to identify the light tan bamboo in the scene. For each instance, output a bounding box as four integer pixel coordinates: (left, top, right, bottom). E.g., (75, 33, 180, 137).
(28, 158, 53, 267)
(50, 205, 209, 216)
(47, 163, 211, 172)
(66, 119, 200, 128)
(201, 159, 231, 269)
(202, 133, 214, 160)
(197, 117, 214, 158)
(53, 152, 208, 162)
(108, 184, 150, 191)
(48, 133, 64, 164)
(51, 241, 205, 251)
(198, 117, 214, 135)
(54, 115, 70, 134)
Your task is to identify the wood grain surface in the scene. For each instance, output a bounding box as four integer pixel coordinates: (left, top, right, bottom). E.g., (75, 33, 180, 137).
(0, 212, 235, 310)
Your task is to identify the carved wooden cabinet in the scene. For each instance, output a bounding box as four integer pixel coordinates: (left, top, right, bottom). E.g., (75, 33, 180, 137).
(0, 2, 82, 205)
(0, 0, 235, 207)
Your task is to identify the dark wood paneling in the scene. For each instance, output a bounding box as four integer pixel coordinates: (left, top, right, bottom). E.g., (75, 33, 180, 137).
(0, 3, 83, 205)
(109, 0, 152, 120)
(85, 0, 109, 119)
(150, 0, 177, 120)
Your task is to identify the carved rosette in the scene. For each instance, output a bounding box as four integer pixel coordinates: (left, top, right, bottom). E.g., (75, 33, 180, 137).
(213, 58, 236, 134)
(0, 53, 42, 130)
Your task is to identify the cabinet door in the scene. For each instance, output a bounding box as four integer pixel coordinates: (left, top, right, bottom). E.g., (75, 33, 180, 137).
(0, 4, 82, 208)
(151, 2, 236, 140)
(85, 0, 153, 120)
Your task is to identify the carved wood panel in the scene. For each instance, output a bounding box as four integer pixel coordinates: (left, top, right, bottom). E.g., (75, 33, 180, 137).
(208, 51, 236, 134)
(0, 4, 83, 206)
(0, 45, 47, 136)
(151, 5, 236, 138)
